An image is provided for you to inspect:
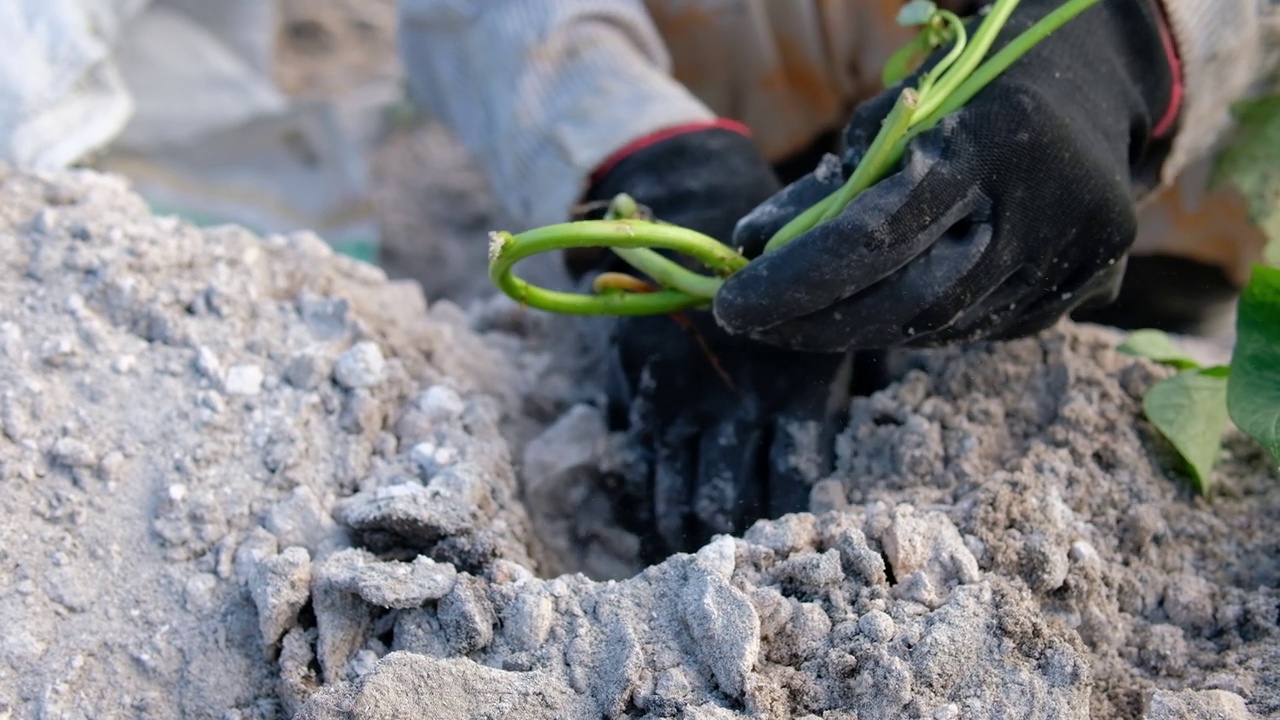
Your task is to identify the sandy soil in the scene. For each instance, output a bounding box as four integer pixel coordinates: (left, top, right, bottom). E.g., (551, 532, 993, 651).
(1, 165, 1277, 720)
(0, 3, 1276, 720)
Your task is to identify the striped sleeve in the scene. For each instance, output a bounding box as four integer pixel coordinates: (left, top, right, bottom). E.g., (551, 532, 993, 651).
(396, 0, 716, 230)
(1157, 0, 1280, 181)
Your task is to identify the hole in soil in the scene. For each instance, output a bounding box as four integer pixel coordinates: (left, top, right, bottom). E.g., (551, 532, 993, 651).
(519, 348, 904, 578)
(372, 609, 398, 650)
(1091, 449, 1118, 474)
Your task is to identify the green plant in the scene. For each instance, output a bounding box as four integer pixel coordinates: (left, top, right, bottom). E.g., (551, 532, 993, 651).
(486, 0, 1105, 316)
(1119, 97, 1280, 492)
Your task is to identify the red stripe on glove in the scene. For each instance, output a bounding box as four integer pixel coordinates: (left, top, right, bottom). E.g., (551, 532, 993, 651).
(1150, 0, 1184, 138)
(590, 119, 753, 184)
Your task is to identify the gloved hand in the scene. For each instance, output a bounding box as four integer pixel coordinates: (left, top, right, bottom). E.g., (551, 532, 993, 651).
(575, 124, 855, 560)
(713, 0, 1183, 352)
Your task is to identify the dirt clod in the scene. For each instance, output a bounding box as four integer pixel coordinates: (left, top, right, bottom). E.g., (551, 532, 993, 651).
(1, 154, 1277, 719)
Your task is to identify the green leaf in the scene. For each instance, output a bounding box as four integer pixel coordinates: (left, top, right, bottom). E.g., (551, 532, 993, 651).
(1211, 95, 1280, 261)
(1143, 367, 1231, 494)
(883, 33, 933, 87)
(897, 0, 938, 27)
(1118, 329, 1203, 370)
(1227, 264, 1280, 465)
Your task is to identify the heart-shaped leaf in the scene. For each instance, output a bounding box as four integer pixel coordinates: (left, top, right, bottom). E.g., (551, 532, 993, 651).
(1143, 366, 1230, 494)
(1228, 265, 1280, 466)
(1118, 329, 1203, 370)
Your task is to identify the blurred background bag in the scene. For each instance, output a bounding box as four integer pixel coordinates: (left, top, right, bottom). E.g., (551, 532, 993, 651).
(0, 0, 386, 260)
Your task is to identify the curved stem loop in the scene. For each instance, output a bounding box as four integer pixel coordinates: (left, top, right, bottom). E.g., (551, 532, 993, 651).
(487, 218, 746, 315)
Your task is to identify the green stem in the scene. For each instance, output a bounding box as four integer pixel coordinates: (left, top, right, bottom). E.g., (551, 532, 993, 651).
(763, 88, 922, 253)
(762, 7, 962, 253)
(769, 0, 1099, 254)
(487, 219, 745, 315)
(759, 188, 841, 254)
(882, 32, 933, 88)
(922, 0, 1102, 126)
(914, 11, 968, 98)
(612, 247, 726, 297)
(912, 0, 1022, 122)
(816, 89, 919, 225)
(902, 0, 1104, 147)
(486, 0, 1103, 317)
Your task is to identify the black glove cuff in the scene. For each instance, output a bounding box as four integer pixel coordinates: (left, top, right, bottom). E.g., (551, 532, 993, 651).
(565, 125, 781, 279)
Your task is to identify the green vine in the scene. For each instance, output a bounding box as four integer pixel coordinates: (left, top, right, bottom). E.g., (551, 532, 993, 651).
(487, 0, 1104, 315)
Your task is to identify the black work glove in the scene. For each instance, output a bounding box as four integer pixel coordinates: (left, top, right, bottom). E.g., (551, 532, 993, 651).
(713, 0, 1181, 352)
(576, 127, 855, 560)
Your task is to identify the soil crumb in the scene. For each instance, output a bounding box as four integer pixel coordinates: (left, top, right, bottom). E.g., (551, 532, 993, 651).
(300, 323, 1280, 718)
(0, 165, 566, 717)
(0, 164, 1276, 720)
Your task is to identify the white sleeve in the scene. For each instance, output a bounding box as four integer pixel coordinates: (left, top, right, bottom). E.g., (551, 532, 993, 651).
(397, 0, 716, 230)
(1158, 0, 1280, 181)
(0, 0, 151, 170)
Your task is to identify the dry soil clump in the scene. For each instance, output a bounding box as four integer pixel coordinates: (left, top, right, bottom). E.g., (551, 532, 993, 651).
(0, 165, 567, 717)
(0, 166, 1277, 720)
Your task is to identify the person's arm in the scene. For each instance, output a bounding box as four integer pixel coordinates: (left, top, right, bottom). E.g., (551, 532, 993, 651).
(396, 0, 718, 230)
(1158, 0, 1280, 183)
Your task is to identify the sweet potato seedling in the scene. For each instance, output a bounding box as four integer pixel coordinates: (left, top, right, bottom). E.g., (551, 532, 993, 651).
(1119, 247, 1280, 495)
(487, 0, 1105, 316)
(1119, 94, 1280, 492)
(484, 0, 1280, 493)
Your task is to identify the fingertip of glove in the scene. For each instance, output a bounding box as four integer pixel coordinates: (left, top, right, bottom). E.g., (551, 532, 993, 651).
(712, 263, 778, 336)
(710, 286, 747, 335)
(718, 242, 800, 332)
(730, 203, 791, 258)
(730, 156, 845, 258)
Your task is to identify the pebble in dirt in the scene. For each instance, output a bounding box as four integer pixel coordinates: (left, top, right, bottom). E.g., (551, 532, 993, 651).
(0, 166, 1277, 719)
